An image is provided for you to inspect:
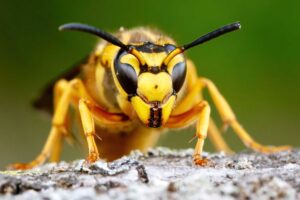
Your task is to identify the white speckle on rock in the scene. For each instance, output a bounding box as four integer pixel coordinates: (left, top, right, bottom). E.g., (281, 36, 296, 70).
(0, 148, 299, 200)
(283, 163, 299, 170)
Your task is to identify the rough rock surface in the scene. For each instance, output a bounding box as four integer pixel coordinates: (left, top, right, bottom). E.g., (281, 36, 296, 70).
(0, 148, 299, 200)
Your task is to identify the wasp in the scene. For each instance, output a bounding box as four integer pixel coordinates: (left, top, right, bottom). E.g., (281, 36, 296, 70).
(10, 22, 290, 170)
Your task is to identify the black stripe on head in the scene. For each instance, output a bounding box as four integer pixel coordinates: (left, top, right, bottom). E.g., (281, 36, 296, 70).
(135, 43, 176, 74)
(135, 42, 176, 53)
(139, 66, 167, 74)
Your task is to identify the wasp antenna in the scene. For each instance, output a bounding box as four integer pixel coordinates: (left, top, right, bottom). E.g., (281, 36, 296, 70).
(163, 22, 241, 65)
(183, 22, 241, 50)
(59, 23, 129, 51)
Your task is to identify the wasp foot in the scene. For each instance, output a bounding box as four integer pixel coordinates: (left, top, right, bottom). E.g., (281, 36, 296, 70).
(193, 154, 210, 166)
(85, 151, 100, 164)
(7, 163, 35, 170)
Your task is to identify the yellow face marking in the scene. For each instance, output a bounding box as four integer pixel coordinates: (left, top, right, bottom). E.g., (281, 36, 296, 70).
(137, 72, 173, 102)
(131, 95, 176, 127)
(120, 54, 140, 74)
(131, 96, 151, 124)
(140, 52, 167, 67)
(167, 54, 185, 73)
(111, 60, 128, 98)
(161, 95, 176, 125)
(100, 44, 120, 68)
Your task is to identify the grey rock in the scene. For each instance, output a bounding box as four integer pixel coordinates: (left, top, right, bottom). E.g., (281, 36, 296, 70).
(0, 147, 299, 200)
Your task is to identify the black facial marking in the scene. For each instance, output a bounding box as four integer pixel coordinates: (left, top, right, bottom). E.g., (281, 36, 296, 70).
(114, 50, 138, 95)
(171, 62, 187, 93)
(135, 43, 176, 53)
(148, 102, 162, 128)
(149, 66, 160, 74)
(131, 43, 177, 74)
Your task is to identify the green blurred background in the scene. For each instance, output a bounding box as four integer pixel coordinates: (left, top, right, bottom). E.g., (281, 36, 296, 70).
(0, 1, 299, 169)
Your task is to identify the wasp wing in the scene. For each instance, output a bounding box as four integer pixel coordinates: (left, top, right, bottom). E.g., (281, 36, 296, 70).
(32, 55, 89, 114)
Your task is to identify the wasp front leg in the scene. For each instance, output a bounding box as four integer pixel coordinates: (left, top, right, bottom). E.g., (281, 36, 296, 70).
(9, 79, 77, 170)
(78, 99, 99, 163)
(9, 79, 127, 170)
(50, 79, 76, 162)
(166, 101, 211, 166)
(200, 78, 291, 153)
(172, 61, 233, 154)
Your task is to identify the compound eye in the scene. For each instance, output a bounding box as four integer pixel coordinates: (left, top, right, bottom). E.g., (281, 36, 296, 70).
(171, 61, 186, 93)
(114, 51, 138, 95)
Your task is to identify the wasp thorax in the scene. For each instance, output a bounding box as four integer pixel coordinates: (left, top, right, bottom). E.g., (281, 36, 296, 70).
(137, 72, 173, 102)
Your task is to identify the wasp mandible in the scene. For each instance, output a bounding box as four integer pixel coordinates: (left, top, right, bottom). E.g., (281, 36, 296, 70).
(10, 22, 290, 169)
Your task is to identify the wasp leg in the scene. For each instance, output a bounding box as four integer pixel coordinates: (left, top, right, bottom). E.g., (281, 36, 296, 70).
(171, 66, 232, 153)
(200, 78, 291, 153)
(78, 99, 99, 163)
(9, 80, 77, 170)
(208, 118, 234, 154)
(50, 79, 72, 162)
(173, 81, 232, 153)
(9, 78, 130, 170)
(166, 101, 211, 166)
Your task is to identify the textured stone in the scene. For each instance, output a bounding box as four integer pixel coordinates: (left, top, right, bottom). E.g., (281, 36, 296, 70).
(0, 147, 299, 200)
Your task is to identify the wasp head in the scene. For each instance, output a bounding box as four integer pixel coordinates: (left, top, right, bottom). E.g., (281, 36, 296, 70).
(114, 42, 186, 128)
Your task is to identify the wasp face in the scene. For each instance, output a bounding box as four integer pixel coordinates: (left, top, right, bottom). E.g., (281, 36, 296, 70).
(114, 42, 186, 128)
